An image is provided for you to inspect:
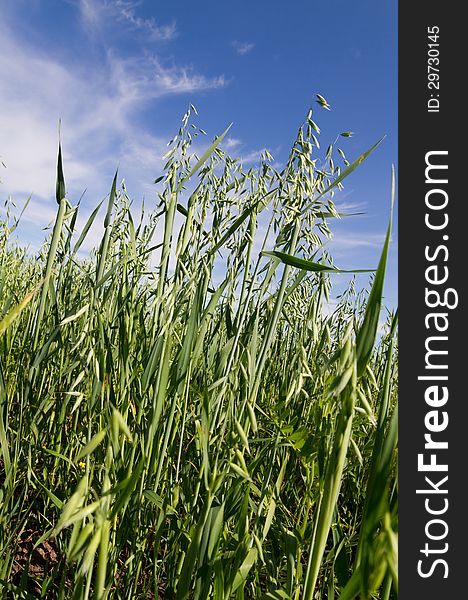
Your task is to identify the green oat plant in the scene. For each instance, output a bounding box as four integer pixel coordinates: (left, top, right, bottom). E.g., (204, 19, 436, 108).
(0, 97, 397, 599)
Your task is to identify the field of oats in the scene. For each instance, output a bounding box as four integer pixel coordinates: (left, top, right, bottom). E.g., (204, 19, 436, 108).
(0, 105, 397, 599)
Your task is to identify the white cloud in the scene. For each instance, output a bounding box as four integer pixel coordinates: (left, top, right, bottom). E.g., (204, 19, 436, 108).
(238, 147, 282, 170)
(78, 0, 101, 29)
(107, 52, 227, 104)
(0, 29, 99, 201)
(223, 137, 242, 150)
(0, 14, 227, 239)
(239, 148, 269, 165)
(232, 41, 255, 56)
(324, 228, 397, 273)
(333, 199, 368, 213)
(78, 0, 177, 41)
(328, 231, 387, 250)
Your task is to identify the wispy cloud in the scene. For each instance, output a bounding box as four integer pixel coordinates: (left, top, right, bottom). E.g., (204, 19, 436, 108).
(239, 148, 270, 165)
(78, 0, 101, 28)
(108, 53, 227, 103)
(325, 228, 396, 266)
(232, 40, 255, 56)
(78, 0, 177, 41)
(328, 232, 387, 250)
(223, 137, 242, 150)
(333, 198, 369, 214)
(0, 17, 226, 205)
(0, 7, 228, 253)
(0, 27, 100, 200)
(220, 137, 282, 168)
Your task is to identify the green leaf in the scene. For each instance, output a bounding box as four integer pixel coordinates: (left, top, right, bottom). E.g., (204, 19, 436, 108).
(58, 500, 101, 531)
(143, 490, 164, 507)
(72, 200, 104, 255)
(56, 139, 66, 204)
(112, 407, 133, 442)
(175, 499, 213, 600)
(81, 529, 101, 574)
(262, 591, 292, 600)
(177, 123, 232, 192)
(76, 429, 107, 461)
(0, 289, 36, 337)
(231, 547, 258, 592)
(104, 170, 118, 228)
(207, 504, 225, 559)
(302, 138, 384, 216)
(356, 166, 394, 377)
(208, 188, 276, 256)
(261, 251, 374, 274)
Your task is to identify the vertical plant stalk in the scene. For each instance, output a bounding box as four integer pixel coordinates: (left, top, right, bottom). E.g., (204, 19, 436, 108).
(95, 171, 118, 287)
(33, 197, 67, 350)
(95, 463, 112, 599)
(354, 312, 398, 569)
(33, 141, 68, 350)
(303, 354, 357, 600)
(250, 219, 301, 405)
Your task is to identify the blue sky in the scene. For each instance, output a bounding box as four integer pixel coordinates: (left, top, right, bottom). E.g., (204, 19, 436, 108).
(0, 0, 397, 308)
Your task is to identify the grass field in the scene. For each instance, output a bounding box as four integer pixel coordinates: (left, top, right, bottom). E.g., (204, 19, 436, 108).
(0, 104, 397, 599)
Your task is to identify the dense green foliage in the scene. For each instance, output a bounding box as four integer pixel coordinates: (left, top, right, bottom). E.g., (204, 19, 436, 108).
(0, 104, 397, 599)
